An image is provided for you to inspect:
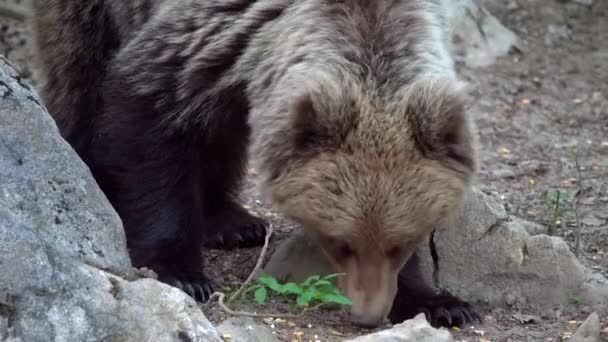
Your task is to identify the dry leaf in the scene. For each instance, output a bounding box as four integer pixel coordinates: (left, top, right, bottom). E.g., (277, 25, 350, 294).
(521, 98, 531, 105)
(561, 177, 577, 187)
(329, 329, 344, 336)
(473, 329, 485, 336)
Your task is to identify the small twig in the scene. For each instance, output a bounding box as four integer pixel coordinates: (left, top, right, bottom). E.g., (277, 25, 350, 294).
(226, 223, 274, 304)
(571, 148, 585, 256)
(548, 190, 561, 236)
(208, 292, 326, 319)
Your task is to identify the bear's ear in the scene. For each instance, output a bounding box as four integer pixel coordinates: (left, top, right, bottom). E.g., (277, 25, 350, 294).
(406, 79, 476, 174)
(288, 93, 321, 150)
(287, 92, 352, 152)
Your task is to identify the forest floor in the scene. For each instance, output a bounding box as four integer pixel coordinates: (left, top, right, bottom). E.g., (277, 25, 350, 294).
(1, 0, 606, 341)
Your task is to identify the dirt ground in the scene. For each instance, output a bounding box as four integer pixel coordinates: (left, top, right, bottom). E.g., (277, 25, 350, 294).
(1, 0, 606, 341)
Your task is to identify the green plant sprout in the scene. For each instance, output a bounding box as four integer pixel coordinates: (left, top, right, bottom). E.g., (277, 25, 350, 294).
(539, 189, 575, 236)
(569, 295, 585, 306)
(242, 273, 352, 308)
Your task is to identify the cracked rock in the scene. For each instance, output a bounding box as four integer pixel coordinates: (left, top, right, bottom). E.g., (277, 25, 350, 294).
(428, 187, 608, 307)
(0, 56, 222, 342)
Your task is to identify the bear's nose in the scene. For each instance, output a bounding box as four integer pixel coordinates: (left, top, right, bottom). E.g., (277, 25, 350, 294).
(350, 312, 383, 329)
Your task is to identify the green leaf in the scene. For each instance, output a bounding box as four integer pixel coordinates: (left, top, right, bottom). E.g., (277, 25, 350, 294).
(241, 284, 261, 297)
(313, 280, 332, 287)
(256, 275, 284, 293)
(296, 288, 316, 306)
(254, 287, 267, 305)
(319, 293, 352, 305)
(321, 273, 344, 281)
(281, 282, 304, 295)
(315, 284, 340, 295)
(301, 275, 320, 287)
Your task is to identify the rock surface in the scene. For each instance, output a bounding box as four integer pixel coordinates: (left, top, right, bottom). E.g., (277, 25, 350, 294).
(345, 314, 453, 342)
(263, 229, 333, 284)
(264, 187, 608, 310)
(445, 0, 519, 67)
(0, 56, 222, 342)
(430, 187, 608, 307)
(570, 312, 601, 342)
(216, 317, 279, 342)
(0, 57, 131, 277)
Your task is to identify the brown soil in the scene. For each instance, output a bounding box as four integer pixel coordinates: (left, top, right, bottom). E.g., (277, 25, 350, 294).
(2, 0, 606, 340)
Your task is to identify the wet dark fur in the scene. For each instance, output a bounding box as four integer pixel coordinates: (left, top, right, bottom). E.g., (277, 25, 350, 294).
(32, 0, 479, 327)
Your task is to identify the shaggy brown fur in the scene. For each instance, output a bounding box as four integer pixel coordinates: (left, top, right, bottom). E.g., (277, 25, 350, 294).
(32, 0, 478, 328)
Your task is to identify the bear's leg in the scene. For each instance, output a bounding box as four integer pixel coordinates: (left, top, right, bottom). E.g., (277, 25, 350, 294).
(90, 109, 220, 302)
(196, 108, 268, 251)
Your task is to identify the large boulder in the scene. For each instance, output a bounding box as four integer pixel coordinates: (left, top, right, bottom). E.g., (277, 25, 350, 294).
(0, 58, 131, 276)
(0, 55, 222, 342)
(431, 187, 608, 307)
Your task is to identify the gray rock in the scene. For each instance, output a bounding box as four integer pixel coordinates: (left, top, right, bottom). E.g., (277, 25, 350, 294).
(570, 312, 601, 342)
(345, 314, 453, 342)
(263, 229, 333, 283)
(216, 317, 279, 342)
(0, 56, 223, 342)
(431, 187, 608, 307)
(0, 56, 132, 277)
(444, 0, 519, 67)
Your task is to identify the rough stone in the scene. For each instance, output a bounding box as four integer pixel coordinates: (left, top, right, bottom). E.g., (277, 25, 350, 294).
(345, 314, 453, 342)
(0, 56, 223, 342)
(216, 317, 279, 342)
(570, 312, 601, 342)
(431, 187, 608, 307)
(0, 56, 132, 277)
(444, 0, 519, 67)
(263, 229, 333, 284)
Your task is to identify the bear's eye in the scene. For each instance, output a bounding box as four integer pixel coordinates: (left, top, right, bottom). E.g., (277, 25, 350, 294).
(337, 242, 354, 259)
(327, 237, 354, 259)
(387, 246, 402, 259)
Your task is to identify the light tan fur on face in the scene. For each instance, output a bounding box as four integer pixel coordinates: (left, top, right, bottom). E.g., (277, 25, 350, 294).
(238, 0, 477, 328)
(264, 77, 475, 327)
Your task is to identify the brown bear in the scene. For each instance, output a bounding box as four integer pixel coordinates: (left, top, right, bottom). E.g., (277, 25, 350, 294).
(32, 0, 478, 328)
